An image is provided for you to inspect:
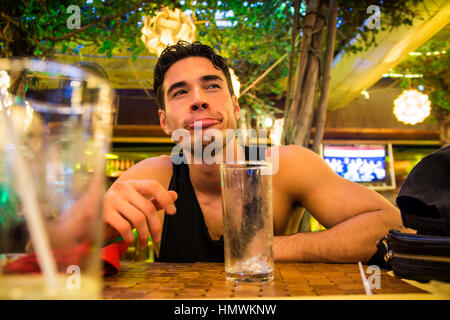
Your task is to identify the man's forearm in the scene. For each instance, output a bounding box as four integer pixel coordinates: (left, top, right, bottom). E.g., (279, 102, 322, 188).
(274, 208, 405, 263)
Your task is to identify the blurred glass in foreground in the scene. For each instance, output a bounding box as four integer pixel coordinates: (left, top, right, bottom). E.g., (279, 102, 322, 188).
(0, 59, 114, 299)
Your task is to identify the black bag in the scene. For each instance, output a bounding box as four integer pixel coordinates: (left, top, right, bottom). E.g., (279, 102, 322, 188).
(377, 229, 450, 282)
(375, 146, 450, 283)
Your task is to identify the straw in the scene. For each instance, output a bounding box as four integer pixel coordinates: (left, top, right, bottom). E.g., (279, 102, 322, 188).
(358, 261, 373, 296)
(0, 94, 58, 289)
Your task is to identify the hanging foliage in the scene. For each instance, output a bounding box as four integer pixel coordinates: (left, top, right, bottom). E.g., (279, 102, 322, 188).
(0, 0, 424, 136)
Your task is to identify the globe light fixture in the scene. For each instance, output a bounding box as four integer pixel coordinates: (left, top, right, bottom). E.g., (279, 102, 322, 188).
(393, 89, 431, 125)
(141, 6, 196, 56)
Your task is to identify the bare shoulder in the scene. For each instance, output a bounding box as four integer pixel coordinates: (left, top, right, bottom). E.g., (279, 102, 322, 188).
(133, 155, 173, 171)
(115, 155, 173, 186)
(268, 144, 317, 157)
(267, 144, 326, 172)
(266, 145, 338, 198)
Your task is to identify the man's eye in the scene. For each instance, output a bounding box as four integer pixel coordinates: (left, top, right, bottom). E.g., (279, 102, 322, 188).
(173, 89, 187, 97)
(207, 83, 220, 89)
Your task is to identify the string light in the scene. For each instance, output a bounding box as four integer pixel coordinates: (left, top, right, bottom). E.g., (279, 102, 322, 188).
(393, 89, 431, 125)
(264, 117, 273, 128)
(361, 90, 369, 100)
(409, 50, 446, 56)
(382, 72, 423, 78)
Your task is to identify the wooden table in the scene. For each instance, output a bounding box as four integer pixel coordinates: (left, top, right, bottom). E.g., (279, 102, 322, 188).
(102, 261, 434, 299)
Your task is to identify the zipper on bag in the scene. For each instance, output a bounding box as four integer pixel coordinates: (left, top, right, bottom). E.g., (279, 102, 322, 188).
(381, 238, 450, 264)
(384, 250, 450, 263)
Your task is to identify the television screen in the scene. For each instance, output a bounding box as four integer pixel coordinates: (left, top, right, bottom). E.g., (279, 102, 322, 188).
(323, 145, 387, 183)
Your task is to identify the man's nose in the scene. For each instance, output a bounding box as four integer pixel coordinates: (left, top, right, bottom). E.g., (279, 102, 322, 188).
(190, 89, 209, 111)
(191, 103, 208, 111)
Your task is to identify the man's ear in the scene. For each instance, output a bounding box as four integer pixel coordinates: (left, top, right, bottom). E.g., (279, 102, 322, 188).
(233, 95, 241, 120)
(158, 109, 172, 135)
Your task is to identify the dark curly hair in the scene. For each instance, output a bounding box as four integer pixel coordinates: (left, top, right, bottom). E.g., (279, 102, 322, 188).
(153, 40, 234, 110)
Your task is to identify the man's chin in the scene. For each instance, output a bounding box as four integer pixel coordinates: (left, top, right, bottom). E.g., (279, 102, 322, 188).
(172, 125, 236, 152)
(180, 134, 228, 158)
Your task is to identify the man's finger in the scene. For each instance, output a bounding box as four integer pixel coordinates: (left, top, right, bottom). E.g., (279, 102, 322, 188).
(123, 189, 164, 243)
(150, 190, 178, 214)
(104, 210, 135, 245)
(129, 180, 177, 214)
(115, 201, 150, 247)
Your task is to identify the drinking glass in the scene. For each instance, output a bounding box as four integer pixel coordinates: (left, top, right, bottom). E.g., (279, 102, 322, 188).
(220, 161, 274, 282)
(0, 58, 114, 299)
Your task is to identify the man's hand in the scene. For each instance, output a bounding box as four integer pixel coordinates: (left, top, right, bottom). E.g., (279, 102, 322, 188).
(103, 179, 178, 247)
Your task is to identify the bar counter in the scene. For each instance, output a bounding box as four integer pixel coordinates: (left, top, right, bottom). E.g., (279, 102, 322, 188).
(102, 261, 438, 300)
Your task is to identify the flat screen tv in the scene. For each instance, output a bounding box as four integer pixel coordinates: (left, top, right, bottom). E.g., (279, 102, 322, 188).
(321, 143, 396, 191)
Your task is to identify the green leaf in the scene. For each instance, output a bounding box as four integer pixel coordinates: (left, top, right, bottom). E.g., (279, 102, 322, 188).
(93, 0, 104, 8)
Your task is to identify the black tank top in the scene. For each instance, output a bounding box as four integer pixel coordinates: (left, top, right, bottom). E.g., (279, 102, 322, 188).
(157, 145, 266, 262)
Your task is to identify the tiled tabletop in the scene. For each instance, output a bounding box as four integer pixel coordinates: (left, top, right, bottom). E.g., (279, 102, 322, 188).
(102, 261, 429, 299)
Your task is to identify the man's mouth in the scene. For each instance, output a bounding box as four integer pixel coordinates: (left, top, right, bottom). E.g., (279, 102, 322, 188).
(187, 118, 221, 130)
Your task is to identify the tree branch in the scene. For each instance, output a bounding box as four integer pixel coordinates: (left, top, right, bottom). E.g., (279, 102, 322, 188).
(239, 51, 289, 97)
(0, 12, 20, 25)
(42, 1, 147, 42)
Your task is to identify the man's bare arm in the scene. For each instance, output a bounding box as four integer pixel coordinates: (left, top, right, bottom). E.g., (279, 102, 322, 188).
(274, 207, 403, 263)
(103, 156, 176, 247)
(271, 145, 405, 263)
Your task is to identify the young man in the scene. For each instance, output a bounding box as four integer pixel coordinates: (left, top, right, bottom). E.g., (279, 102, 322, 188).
(103, 41, 406, 263)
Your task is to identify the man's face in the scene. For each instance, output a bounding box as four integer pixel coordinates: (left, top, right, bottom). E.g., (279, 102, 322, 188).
(158, 56, 240, 148)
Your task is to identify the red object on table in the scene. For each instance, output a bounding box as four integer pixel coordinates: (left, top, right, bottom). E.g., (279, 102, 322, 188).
(3, 241, 91, 274)
(101, 240, 129, 276)
(2, 241, 128, 277)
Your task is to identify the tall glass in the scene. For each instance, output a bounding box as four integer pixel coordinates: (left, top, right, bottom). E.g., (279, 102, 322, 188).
(220, 161, 274, 282)
(0, 59, 114, 299)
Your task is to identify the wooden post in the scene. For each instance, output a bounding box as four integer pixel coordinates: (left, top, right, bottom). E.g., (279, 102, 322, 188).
(282, 0, 321, 145)
(312, 0, 338, 153)
(284, 0, 301, 113)
(439, 113, 450, 147)
(9, 70, 27, 98)
(291, 2, 325, 147)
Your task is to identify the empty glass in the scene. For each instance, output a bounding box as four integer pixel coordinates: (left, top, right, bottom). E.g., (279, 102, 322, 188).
(220, 161, 274, 282)
(0, 59, 114, 299)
